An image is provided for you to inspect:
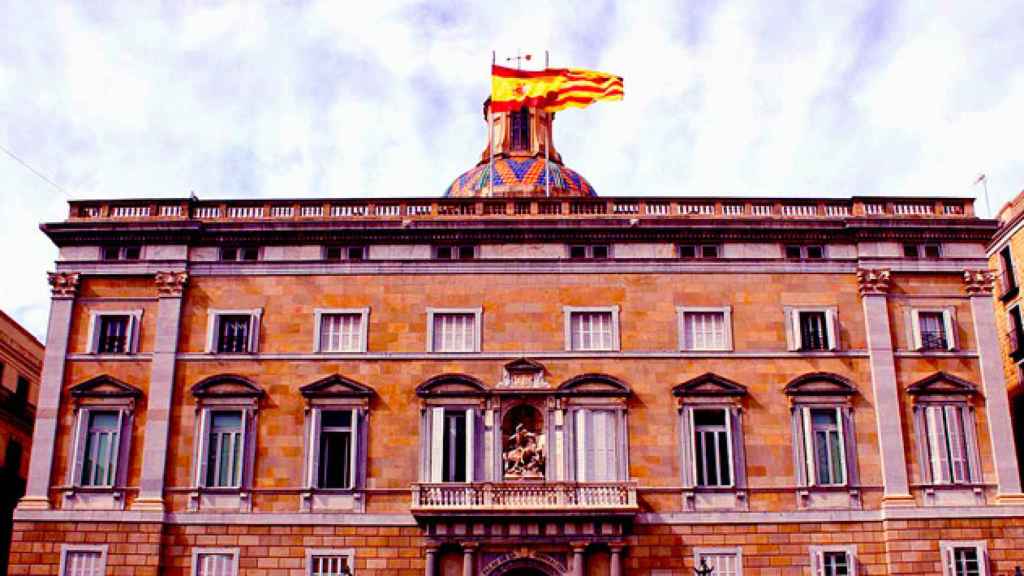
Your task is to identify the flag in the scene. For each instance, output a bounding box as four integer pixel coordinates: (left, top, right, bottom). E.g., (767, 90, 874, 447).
(490, 64, 623, 113)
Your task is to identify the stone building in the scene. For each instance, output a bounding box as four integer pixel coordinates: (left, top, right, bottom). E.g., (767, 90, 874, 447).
(0, 309, 42, 574)
(10, 100, 1024, 575)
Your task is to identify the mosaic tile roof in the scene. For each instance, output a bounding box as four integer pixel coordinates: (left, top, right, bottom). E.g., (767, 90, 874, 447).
(445, 157, 597, 198)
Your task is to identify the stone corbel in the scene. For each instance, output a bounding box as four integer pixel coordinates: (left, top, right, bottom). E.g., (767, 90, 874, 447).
(856, 268, 891, 296)
(48, 271, 81, 298)
(963, 269, 996, 296)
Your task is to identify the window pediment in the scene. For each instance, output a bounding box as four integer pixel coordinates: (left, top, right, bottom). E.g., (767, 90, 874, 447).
(784, 372, 857, 397)
(300, 374, 375, 399)
(498, 357, 549, 389)
(416, 373, 488, 397)
(557, 373, 630, 397)
(673, 373, 747, 398)
(190, 374, 264, 398)
(69, 375, 142, 400)
(907, 372, 979, 397)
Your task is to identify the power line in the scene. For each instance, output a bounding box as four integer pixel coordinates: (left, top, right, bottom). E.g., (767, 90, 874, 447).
(0, 142, 69, 197)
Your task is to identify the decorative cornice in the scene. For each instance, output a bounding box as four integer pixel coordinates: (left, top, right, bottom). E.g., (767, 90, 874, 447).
(963, 269, 996, 296)
(856, 268, 891, 296)
(47, 271, 80, 298)
(154, 271, 189, 297)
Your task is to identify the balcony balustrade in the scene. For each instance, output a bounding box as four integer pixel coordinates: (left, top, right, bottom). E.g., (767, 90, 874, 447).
(410, 481, 638, 516)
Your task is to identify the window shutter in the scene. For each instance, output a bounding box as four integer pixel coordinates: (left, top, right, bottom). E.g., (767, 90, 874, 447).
(117, 409, 133, 487)
(108, 410, 125, 488)
(911, 309, 923, 350)
(729, 407, 745, 489)
(926, 406, 950, 484)
(127, 312, 140, 354)
(945, 405, 968, 483)
(825, 308, 838, 350)
(787, 309, 801, 351)
(687, 408, 697, 488)
(942, 308, 957, 350)
(575, 410, 587, 482)
(205, 313, 217, 353)
(196, 409, 211, 486)
(791, 407, 807, 487)
(86, 313, 99, 354)
(429, 407, 444, 483)
(812, 549, 824, 576)
(847, 551, 857, 576)
(841, 407, 859, 487)
(307, 408, 321, 489)
(963, 407, 982, 484)
(240, 409, 253, 489)
(679, 408, 693, 487)
(912, 407, 932, 484)
(70, 409, 90, 486)
(348, 408, 359, 489)
(834, 407, 847, 485)
(249, 310, 262, 353)
(802, 407, 816, 486)
(465, 407, 475, 482)
(943, 546, 955, 576)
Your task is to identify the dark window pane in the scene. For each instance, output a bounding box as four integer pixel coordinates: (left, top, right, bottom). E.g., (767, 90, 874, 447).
(217, 315, 251, 353)
(785, 245, 802, 259)
(679, 245, 696, 259)
(347, 246, 366, 260)
(569, 246, 587, 259)
(904, 244, 919, 258)
(695, 431, 707, 485)
(458, 245, 475, 260)
(510, 108, 530, 151)
(701, 245, 719, 259)
(4, 441, 21, 474)
(694, 409, 726, 427)
(717, 430, 731, 485)
(321, 411, 352, 428)
(122, 246, 141, 260)
(101, 246, 120, 260)
(919, 311, 947, 350)
(240, 247, 259, 261)
(435, 246, 453, 260)
(800, 311, 828, 350)
(325, 246, 343, 260)
(806, 245, 824, 259)
(221, 247, 238, 261)
(923, 244, 941, 258)
(591, 245, 609, 259)
(319, 430, 352, 488)
(442, 411, 467, 482)
(98, 316, 129, 354)
(1001, 247, 1017, 290)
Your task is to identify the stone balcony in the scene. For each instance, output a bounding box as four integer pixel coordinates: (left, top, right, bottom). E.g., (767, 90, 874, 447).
(410, 481, 638, 518)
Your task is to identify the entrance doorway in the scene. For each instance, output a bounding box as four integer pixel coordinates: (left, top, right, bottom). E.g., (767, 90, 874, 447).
(502, 571, 547, 576)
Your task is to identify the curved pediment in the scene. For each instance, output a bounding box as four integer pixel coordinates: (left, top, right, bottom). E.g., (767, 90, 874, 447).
(300, 374, 375, 398)
(557, 373, 631, 397)
(672, 373, 747, 398)
(907, 372, 979, 396)
(416, 373, 488, 397)
(784, 372, 857, 397)
(69, 375, 142, 399)
(191, 374, 265, 398)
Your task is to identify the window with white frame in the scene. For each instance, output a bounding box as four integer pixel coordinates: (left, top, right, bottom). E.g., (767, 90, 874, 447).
(941, 541, 988, 576)
(573, 408, 623, 482)
(797, 407, 847, 486)
(675, 374, 748, 497)
(307, 549, 355, 576)
(315, 309, 369, 353)
(79, 411, 122, 487)
(910, 308, 956, 351)
(565, 307, 619, 351)
(694, 548, 742, 576)
(999, 245, 1017, 295)
(786, 307, 837, 351)
(678, 307, 732, 351)
(691, 408, 734, 487)
(60, 545, 108, 576)
(191, 376, 262, 493)
(67, 375, 140, 495)
(312, 410, 357, 489)
(426, 406, 477, 483)
(87, 311, 142, 355)
(809, 546, 855, 576)
(919, 404, 979, 485)
(192, 549, 239, 576)
(428, 309, 481, 353)
(205, 411, 244, 488)
(206, 309, 262, 354)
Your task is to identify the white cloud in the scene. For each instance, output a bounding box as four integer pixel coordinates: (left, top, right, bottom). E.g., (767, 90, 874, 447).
(2, 1, 1023, 339)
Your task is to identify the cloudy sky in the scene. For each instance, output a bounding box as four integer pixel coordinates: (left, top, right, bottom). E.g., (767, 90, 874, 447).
(2, 1, 1024, 340)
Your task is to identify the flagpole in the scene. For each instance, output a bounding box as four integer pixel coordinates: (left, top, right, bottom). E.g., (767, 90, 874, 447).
(489, 50, 495, 198)
(545, 50, 550, 198)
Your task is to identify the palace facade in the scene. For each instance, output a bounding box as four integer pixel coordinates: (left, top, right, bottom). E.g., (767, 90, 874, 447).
(10, 102, 1024, 576)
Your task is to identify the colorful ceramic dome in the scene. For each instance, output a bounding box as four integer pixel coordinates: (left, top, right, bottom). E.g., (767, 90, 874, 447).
(444, 99, 598, 198)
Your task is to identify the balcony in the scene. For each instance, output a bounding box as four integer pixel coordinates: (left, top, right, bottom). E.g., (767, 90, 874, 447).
(410, 481, 638, 517)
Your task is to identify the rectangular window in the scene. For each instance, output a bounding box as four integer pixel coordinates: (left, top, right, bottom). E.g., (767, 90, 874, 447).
(569, 245, 610, 259)
(319, 313, 364, 353)
(443, 410, 467, 482)
(317, 411, 355, 489)
(1000, 246, 1017, 294)
(101, 246, 141, 261)
(695, 550, 741, 576)
(923, 244, 941, 258)
(786, 245, 824, 259)
(680, 309, 730, 351)
(510, 108, 530, 151)
(80, 411, 122, 487)
(193, 550, 238, 576)
(691, 409, 733, 487)
(434, 245, 476, 260)
(803, 408, 846, 486)
(15, 376, 29, 404)
(324, 245, 367, 261)
(428, 407, 475, 483)
(60, 546, 107, 576)
(820, 551, 850, 576)
(205, 411, 244, 488)
(430, 312, 479, 352)
(568, 310, 616, 351)
(217, 315, 252, 353)
(308, 551, 355, 576)
(220, 246, 259, 261)
(913, 309, 955, 351)
(97, 315, 130, 354)
(799, 311, 829, 350)
(923, 405, 974, 484)
(1010, 305, 1024, 357)
(575, 409, 620, 482)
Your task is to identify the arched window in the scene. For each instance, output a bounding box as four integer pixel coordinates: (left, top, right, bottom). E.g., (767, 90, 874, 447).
(509, 108, 530, 151)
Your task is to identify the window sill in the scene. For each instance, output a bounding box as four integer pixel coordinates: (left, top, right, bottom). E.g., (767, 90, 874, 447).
(300, 489, 364, 513)
(796, 487, 861, 510)
(922, 485, 985, 507)
(682, 488, 747, 511)
(61, 488, 125, 511)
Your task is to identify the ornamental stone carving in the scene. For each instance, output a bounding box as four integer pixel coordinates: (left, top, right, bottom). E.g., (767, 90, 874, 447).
(503, 423, 546, 479)
(856, 268, 891, 296)
(963, 269, 996, 296)
(47, 271, 80, 298)
(155, 271, 189, 297)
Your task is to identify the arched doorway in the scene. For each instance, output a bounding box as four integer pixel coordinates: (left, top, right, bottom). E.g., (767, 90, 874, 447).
(483, 553, 564, 576)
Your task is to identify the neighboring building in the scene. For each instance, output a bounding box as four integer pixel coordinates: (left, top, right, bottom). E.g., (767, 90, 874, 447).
(10, 100, 1024, 576)
(0, 310, 41, 575)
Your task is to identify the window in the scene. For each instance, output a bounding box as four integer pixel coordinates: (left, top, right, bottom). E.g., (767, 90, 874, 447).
(798, 407, 846, 486)
(510, 108, 530, 151)
(679, 244, 720, 259)
(903, 243, 942, 259)
(694, 549, 742, 576)
(60, 545, 108, 576)
(1010, 305, 1024, 359)
(919, 404, 978, 485)
(314, 410, 356, 489)
(676, 374, 748, 500)
(565, 307, 619, 351)
(14, 376, 29, 411)
(324, 245, 366, 261)
(434, 245, 476, 260)
(427, 407, 476, 483)
(911, 309, 956, 351)
(785, 245, 824, 259)
(205, 411, 244, 488)
(192, 549, 239, 576)
(815, 551, 852, 576)
(941, 542, 989, 576)
(4, 440, 21, 474)
(190, 376, 262, 508)
(307, 549, 355, 576)
(574, 408, 623, 482)
(206, 310, 262, 354)
(79, 411, 122, 487)
(315, 309, 369, 353)
(787, 308, 837, 351)
(67, 376, 140, 495)
(999, 246, 1017, 296)
(690, 409, 733, 487)
(678, 307, 732, 351)
(87, 311, 142, 355)
(428, 309, 481, 352)
(569, 245, 609, 259)
(101, 246, 141, 261)
(220, 246, 259, 261)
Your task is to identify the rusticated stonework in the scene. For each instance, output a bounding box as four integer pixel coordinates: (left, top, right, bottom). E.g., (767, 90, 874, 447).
(963, 269, 997, 295)
(856, 268, 891, 295)
(46, 271, 80, 298)
(154, 270, 189, 297)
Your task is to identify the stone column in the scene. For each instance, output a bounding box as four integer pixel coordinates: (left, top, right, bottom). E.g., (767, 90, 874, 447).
(18, 272, 80, 510)
(133, 271, 188, 511)
(857, 269, 915, 506)
(461, 543, 476, 576)
(571, 542, 587, 576)
(424, 544, 438, 576)
(609, 543, 625, 576)
(964, 270, 1024, 502)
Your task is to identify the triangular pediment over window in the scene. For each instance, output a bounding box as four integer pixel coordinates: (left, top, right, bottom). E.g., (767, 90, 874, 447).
(504, 357, 546, 375)
(416, 374, 488, 397)
(191, 374, 265, 398)
(672, 373, 747, 398)
(69, 375, 142, 399)
(300, 374, 375, 398)
(784, 372, 857, 397)
(907, 372, 979, 397)
(557, 373, 631, 397)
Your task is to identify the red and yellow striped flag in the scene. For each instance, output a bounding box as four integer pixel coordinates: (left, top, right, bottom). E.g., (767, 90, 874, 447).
(491, 64, 623, 113)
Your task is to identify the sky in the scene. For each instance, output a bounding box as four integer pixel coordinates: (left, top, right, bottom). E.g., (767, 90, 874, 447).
(2, 1, 1024, 341)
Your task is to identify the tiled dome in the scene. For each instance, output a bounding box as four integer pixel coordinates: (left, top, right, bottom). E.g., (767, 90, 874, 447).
(445, 157, 597, 198)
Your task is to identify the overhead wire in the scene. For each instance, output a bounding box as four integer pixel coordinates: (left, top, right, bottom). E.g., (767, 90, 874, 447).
(0, 142, 71, 198)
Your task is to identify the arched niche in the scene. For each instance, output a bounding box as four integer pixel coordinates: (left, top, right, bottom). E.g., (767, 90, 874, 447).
(500, 403, 546, 480)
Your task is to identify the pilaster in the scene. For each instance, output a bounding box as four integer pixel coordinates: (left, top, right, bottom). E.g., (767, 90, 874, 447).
(461, 542, 477, 576)
(857, 269, 915, 506)
(424, 543, 439, 576)
(963, 269, 1024, 501)
(609, 542, 625, 576)
(18, 272, 80, 510)
(132, 270, 188, 511)
(571, 542, 587, 576)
